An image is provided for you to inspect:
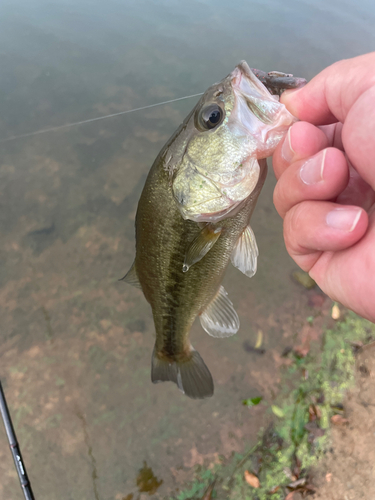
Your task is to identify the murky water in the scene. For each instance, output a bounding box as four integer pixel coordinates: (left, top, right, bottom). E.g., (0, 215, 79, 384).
(0, 1, 374, 498)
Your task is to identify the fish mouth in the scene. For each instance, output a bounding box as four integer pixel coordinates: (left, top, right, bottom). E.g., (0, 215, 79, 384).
(231, 61, 256, 88)
(230, 61, 280, 124)
(228, 61, 296, 158)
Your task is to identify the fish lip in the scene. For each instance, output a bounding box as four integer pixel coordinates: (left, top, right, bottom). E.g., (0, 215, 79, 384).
(230, 66, 243, 89)
(230, 61, 257, 90)
(228, 60, 296, 154)
(235, 60, 253, 78)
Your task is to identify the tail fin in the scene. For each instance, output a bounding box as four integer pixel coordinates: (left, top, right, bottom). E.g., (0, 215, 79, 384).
(151, 347, 214, 399)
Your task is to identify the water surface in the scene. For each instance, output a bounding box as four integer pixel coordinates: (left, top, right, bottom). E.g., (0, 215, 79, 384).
(0, 1, 374, 498)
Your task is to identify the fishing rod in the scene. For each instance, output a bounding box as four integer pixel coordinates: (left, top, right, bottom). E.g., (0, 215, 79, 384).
(0, 380, 35, 500)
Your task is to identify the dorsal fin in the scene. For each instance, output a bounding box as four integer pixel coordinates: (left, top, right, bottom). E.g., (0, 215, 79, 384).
(230, 225, 258, 278)
(119, 262, 142, 289)
(183, 224, 222, 272)
(199, 285, 239, 338)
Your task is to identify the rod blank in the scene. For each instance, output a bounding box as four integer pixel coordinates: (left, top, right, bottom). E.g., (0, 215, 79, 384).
(0, 381, 35, 500)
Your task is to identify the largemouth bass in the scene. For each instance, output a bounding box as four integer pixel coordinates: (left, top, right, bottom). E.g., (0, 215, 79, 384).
(123, 62, 305, 399)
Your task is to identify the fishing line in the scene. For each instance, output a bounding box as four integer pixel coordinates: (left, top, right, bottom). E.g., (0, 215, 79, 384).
(0, 92, 204, 143)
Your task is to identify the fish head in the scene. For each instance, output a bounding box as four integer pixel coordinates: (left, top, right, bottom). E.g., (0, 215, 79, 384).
(170, 61, 297, 222)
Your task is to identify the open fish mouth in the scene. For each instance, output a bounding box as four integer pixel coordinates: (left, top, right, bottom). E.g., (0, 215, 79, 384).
(228, 61, 297, 158)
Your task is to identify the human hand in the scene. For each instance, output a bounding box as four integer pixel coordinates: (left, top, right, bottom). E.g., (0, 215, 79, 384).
(272, 53, 375, 322)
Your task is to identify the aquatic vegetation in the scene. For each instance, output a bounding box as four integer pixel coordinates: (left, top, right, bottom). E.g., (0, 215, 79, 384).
(175, 469, 216, 500)
(171, 311, 375, 499)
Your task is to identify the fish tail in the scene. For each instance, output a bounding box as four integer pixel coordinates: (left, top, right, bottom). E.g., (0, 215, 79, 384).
(151, 346, 214, 399)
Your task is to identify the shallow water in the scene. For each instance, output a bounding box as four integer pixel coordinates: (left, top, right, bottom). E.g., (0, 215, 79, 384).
(0, 1, 374, 498)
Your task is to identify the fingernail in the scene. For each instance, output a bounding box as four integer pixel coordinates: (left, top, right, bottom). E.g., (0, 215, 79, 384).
(326, 208, 362, 232)
(280, 88, 303, 114)
(281, 87, 303, 102)
(300, 150, 326, 185)
(281, 128, 296, 163)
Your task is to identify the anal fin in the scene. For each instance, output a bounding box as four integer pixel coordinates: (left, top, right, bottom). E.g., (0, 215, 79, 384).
(183, 224, 222, 272)
(231, 225, 258, 278)
(199, 285, 239, 338)
(119, 261, 142, 289)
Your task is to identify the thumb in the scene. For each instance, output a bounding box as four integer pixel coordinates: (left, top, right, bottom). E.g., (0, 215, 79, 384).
(280, 52, 375, 125)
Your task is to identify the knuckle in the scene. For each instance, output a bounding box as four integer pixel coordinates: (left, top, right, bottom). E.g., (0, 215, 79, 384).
(283, 204, 306, 254)
(273, 181, 286, 218)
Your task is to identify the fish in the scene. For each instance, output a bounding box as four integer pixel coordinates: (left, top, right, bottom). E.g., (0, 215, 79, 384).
(122, 61, 306, 399)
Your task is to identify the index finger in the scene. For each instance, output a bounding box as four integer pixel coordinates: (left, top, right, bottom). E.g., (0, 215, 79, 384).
(281, 52, 375, 125)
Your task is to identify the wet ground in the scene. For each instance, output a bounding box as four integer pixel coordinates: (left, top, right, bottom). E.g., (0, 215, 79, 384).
(312, 342, 375, 500)
(0, 1, 375, 499)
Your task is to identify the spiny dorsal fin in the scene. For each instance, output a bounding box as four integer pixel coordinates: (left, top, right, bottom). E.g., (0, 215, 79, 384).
(199, 285, 239, 338)
(183, 224, 222, 273)
(119, 262, 142, 289)
(230, 225, 258, 278)
(151, 347, 214, 399)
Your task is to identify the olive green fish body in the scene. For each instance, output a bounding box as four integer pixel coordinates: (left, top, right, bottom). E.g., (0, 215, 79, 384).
(134, 154, 267, 398)
(124, 62, 305, 399)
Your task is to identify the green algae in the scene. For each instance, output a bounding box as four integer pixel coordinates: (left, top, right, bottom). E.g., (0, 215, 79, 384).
(175, 469, 217, 500)
(171, 312, 375, 500)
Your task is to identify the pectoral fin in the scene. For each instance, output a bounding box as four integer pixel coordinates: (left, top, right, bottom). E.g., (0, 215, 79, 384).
(119, 262, 142, 289)
(231, 225, 258, 278)
(183, 224, 222, 272)
(199, 285, 239, 338)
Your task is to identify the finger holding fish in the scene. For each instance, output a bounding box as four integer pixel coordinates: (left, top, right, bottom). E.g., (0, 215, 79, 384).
(273, 147, 350, 219)
(273, 121, 375, 213)
(272, 121, 330, 179)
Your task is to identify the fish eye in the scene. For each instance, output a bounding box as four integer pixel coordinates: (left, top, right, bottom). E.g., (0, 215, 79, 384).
(196, 104, 224, 131)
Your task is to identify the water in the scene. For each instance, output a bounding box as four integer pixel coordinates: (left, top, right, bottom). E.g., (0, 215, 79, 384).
(0, 1, 374, 498)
